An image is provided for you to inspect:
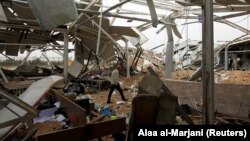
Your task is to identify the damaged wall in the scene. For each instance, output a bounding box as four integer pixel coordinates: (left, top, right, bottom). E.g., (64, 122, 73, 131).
(164, 80, 250, 118)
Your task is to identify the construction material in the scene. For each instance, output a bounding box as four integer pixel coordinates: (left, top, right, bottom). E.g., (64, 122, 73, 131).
(28, 0, 78, 30)
(37, 117, 126, 141)
(0, 75, 64, 140)
(147, 67, 194, 125)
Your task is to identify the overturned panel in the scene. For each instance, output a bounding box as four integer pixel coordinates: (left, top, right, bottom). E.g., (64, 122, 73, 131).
(68, 60, 84, 78)
(124, 27, 148, 47)
(28, 0, 78, 30)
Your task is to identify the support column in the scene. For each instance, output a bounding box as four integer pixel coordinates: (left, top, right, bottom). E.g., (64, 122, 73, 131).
(202, 0, 215, 124)
(164, 17, 174, 79)
(64, 32, 69, 80)
(224, 47, 228, 70)
(0, 69, 8, 82)
(96, 1, 103, 56)
(124, 38, 130, 78)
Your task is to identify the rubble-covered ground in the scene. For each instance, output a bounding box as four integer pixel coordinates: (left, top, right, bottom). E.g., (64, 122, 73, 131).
(2, 69, 250, 141)
(88, 74, 145, 116)
(218, 71, 250, 84)
(90, 69, 250, 116)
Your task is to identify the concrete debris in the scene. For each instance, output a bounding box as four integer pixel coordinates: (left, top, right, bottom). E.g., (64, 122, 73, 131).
(116, 101, 125, 105)
(138, 73, 162, 97)
(138, 71, 190, 125)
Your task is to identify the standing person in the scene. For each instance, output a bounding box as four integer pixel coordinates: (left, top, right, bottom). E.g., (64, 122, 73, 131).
(107, 65, 127, 104)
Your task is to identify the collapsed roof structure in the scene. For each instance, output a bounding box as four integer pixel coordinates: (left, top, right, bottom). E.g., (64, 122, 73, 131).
(0, 0, 249, 77)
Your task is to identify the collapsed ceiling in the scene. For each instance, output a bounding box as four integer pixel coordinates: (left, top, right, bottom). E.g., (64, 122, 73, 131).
(0, 0, 249, 65)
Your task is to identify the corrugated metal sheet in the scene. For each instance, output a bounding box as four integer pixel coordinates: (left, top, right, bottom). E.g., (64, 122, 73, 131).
(28, 0, 78, 30)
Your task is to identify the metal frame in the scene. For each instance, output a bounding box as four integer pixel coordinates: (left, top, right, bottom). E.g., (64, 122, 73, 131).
(0, 88, 37, 128)
(202, 0, 215, 124)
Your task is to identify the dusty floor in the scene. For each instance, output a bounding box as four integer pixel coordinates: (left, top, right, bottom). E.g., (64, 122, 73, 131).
(88, 74, 145, 116)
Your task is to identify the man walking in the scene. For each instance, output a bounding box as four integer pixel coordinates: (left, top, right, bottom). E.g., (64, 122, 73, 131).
(107, 65, 127, 104)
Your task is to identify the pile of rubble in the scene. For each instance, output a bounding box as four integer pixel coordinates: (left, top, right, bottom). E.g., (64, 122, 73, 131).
(219, 71, 250, 84)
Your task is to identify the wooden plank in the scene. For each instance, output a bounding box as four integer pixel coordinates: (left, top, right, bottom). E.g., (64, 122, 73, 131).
(51, 90, 87, 126)
(37, 117, 126, 141)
